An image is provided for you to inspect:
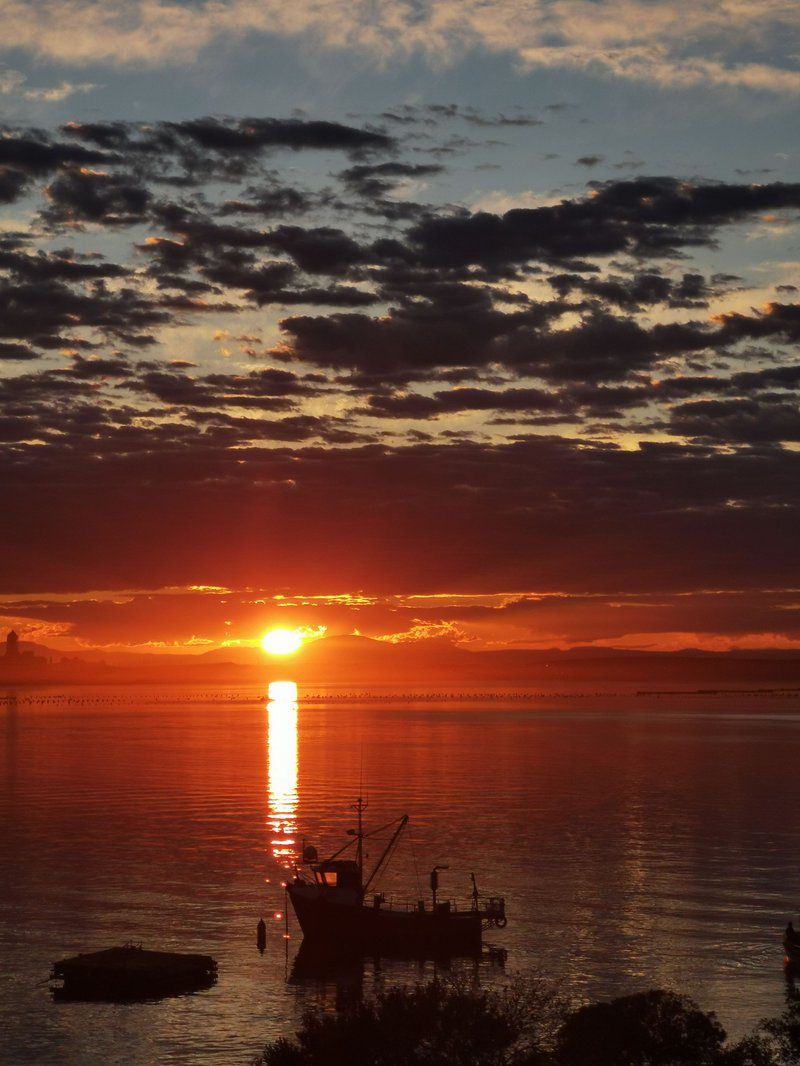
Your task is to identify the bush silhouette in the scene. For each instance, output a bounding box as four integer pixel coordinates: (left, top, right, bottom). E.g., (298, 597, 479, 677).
(257, 976, 566, 1066)
(720, 993, 800, 1065)
(257, 979, 800, 1066)
(556, 989, 726, 1066)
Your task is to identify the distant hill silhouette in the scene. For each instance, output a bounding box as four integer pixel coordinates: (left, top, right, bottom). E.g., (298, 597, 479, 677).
(2, 632, 800, 687)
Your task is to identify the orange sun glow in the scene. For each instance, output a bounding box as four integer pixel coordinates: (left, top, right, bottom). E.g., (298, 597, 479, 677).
(261, 628, 303, 655)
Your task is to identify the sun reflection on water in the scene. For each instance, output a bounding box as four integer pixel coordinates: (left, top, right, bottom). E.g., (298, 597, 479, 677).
(267, 682, 298, 868)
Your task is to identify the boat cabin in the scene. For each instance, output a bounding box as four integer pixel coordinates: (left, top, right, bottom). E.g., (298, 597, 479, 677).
(310, 859, 361, 892)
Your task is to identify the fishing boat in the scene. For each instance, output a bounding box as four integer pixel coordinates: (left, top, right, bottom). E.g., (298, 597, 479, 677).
(285, 797, 506, 955)
(784, 924, 800, 966)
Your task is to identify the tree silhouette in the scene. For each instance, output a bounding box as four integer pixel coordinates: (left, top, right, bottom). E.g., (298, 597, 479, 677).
(556, 989, 726, 1066)
(257, 977, 566, 1066)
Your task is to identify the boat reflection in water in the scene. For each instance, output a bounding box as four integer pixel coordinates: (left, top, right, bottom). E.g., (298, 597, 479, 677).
(266, 681, 298, 870)
(288, 939, 509, 1013)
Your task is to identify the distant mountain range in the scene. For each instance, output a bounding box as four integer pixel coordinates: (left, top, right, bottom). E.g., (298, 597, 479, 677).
(2, 634, 800, 687)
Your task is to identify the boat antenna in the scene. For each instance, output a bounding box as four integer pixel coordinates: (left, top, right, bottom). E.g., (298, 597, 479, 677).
(351, 793, 368, 891)
(359, 741, 368, 807)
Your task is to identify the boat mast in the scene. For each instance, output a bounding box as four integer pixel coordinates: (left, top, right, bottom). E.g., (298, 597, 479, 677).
(352, 795, 367, 891)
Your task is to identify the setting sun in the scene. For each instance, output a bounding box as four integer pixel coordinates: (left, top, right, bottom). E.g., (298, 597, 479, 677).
(261, 628, 303, 656)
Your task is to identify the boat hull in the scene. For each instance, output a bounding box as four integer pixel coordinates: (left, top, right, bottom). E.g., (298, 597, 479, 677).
(288, 884, 483, 955)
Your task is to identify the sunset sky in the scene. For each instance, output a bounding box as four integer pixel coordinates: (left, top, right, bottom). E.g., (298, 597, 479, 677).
(1, 0, 799, 655)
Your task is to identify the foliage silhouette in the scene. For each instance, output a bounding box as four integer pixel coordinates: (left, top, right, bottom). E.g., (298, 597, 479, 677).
(555, 989, 726, 1066)
(721, 987, 800, 1065)
(256, 976, 566, 1066)
(257, 976, 800, 1066)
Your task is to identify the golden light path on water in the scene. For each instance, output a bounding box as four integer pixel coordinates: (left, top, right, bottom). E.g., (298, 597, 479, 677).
(266, 681, 298, 869)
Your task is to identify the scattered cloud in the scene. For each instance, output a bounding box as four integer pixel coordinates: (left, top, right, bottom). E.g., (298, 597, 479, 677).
(0, 67, 96, 101)
(1, 110, 800, 650)
(0, 0, 798, 93)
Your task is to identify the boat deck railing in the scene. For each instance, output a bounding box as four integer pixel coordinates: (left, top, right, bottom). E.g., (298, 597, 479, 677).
(368, 894, 505, 919)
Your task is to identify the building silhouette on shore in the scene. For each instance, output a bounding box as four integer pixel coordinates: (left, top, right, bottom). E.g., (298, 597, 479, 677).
(2, 629, 46, 670)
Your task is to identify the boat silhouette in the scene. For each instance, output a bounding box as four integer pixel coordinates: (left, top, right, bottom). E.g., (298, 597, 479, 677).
(286, 797, 506, 955)
(784, 923, 800, 968)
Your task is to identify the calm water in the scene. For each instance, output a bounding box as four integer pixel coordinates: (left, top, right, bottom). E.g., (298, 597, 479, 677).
(2, 683, 800, 1063)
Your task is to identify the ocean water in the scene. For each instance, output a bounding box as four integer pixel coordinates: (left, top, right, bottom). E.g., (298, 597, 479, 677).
(2, 683, 800, 1063)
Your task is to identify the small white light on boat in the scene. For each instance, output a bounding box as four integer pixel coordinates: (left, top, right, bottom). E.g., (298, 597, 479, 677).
(268, 681, 298, 702)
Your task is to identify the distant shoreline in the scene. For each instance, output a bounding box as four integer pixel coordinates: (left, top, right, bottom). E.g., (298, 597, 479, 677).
(3, 684, 800, 704)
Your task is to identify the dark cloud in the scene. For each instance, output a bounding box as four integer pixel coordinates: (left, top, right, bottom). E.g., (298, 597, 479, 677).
(435, 587, 800, 644)
(275, 301, 714, 382)
(164, 116, 393, 156)
(218, 184, 317, 217)
(407, 178, 800, 272)
(187, 410, 370, 444)
(669, 398, 800, 443)
(274, 285, 570, 374)
(8, 147, 794, 386)
(133, 364, 323, 409)
(0, 341, 37, 360)
(139, 216, 377, 307)
(731, 364, 800, 391)
(64, 355, 134, 379)
(61, 121, 135, 151)
(0, 166, 32, 204)
(264, 284, 377, 308)
(429, 104, 543, 128)
(60, 117, 394, 187)
(365, 103, 543, 128)
(263, 225, 367, 274)
(716, 302, 800, 345)
(0, 241, 128, 284)
(142, 203, 374, 287)
(1, 432, 799, 598)
(548, 270, 714, 310)
(366, 386, 561, 419)
(0, 277, 168, 350)
(0, 128, 117, 202)
(42, 169, 151, 226)
(338, 161, 444, 199)
(148, 202, 275, 249)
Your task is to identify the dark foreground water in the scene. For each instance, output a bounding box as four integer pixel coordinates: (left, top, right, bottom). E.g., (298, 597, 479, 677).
(2, 683, 800, 1064)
